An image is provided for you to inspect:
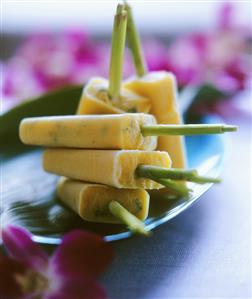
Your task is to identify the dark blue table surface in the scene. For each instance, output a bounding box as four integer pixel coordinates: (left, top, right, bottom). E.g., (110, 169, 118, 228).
(101, 118, 251, 299)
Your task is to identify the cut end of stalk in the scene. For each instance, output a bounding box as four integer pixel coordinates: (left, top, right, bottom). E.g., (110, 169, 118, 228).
(115, 9, 128, 27)
(192, 176, 222, 184)
(108, 201, 150, 236)
(122, 1, 130, 12)
(115, 10, 127, 22)
(222, 125, 238, 132)
(116, 4, 127, 24)
(117, 3, 124, 14)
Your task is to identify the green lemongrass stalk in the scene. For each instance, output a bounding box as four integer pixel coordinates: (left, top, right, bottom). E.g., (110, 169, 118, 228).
(153, 178, 192, 197)
(137, 165, 221, 184)
(108, 201, 150, 236)
(124, 2, 147, 76)
(108, 4, 128, 101)
(141, 124, 238, 136)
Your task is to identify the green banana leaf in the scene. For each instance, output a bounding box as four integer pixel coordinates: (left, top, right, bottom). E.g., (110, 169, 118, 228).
(1, 85, 82, 152)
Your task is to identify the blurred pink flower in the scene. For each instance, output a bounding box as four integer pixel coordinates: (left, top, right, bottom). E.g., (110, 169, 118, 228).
(164, 3, 251, 90)
(165, 34, 207, 86)
(217, 2, 234, 30)
(1, 3, 251, 113)
(1, 225, 114, 299)
(143, 39, 168, 71)
(1, 29, 135, 112)
(15, 30, 100, 89)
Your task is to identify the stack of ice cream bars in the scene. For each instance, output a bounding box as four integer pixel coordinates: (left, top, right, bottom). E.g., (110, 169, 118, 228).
(19, 4, 236, 235)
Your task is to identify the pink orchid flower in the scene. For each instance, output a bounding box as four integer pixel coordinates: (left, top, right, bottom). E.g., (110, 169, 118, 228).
(143, 39, 168, 71)
(0, 225, 114, 299)
(1, 4, 251, 114)
(165, 33, 207, 87)
(217, 2, 234, 30)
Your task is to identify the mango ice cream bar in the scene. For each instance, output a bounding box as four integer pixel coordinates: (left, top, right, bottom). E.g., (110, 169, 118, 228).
(124, 71, 186, 169)
(57, 177, 150, 224)
(19, 113, 157, 150)
(76, 74, 185, 168)
(77, 77, 151, 115)
(43, 149, 171, 189)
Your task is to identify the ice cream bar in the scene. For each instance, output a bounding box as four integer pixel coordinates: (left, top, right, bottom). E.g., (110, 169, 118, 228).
(57, 177, 149, 223)
(43, 149, 171, 189)
(20, 113, 233, 150)
(77, 77, 151, 115)
(19, 113, 157, 150)
(124, 71, 186, 168)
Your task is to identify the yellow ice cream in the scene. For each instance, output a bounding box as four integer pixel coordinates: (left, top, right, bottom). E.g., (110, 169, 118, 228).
(77, 77, 151, 115)
(124, 71, 186, 168)
(43, 149, 171, 189)
(57, 177, 149, 223)
(19, 113, 157, 150)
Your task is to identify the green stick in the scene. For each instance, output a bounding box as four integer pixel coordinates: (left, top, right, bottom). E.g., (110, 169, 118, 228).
(137, 165, 221, 184)
(109, 201, 150, 236)
(108, 4, 128, 101)
(124, 2, 147, 76)
(141, 124, 238, 136)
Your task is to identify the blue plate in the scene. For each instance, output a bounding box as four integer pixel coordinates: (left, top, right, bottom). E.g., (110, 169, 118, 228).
(2, 114, 225, 245)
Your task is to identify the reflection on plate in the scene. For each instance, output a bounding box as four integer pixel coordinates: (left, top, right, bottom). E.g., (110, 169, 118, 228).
(1, 114, 224, 245)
